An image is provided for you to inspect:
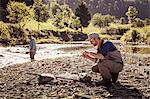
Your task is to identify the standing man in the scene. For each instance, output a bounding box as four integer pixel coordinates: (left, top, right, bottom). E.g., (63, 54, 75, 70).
(82, 33, 123, 87)
(29, 35, 36, 62)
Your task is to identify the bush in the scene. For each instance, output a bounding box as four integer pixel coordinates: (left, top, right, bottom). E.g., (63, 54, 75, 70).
(91, 13, 115, 28)
(133, 18, 145, 27)
(121, 29, 148, 43)
(0, 21, 11, 45)
(8, 25, 28, 45)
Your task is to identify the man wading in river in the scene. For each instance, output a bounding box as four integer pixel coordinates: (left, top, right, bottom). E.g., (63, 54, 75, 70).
(29, 35, 36, 62)
(82, 33, 124, 87)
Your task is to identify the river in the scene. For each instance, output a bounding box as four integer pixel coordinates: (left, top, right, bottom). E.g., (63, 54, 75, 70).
(0, 41, 150, 68)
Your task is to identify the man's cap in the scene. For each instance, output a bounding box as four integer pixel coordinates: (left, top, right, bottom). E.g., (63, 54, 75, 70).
(88, 33, 100, 39)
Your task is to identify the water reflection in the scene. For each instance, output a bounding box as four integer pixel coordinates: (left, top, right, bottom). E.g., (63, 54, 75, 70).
(124, 46, 150, 54)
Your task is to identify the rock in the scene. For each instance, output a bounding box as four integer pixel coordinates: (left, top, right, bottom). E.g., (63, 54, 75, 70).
(135, 76, 144, 80)
(139, 63, 142, 66)
(79, 74, 92, 83)
(0, 55, 4, 57)
(146, 71, 149, 75)
(130, 75, 134, 78)
(139, 74, 144, 76)
(74, 94, 91, 99)
(38, 73, 55, 85)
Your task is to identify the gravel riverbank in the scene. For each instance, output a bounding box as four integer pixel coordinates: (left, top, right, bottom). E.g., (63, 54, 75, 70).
(0, 53, 150, 98)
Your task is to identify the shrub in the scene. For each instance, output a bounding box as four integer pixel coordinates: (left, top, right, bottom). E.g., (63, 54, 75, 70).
(133, 18, 145, 27)
(7, 1, 33, 24)
(91, 13, 115, 28)
(121, 29, 148, 43)
(0, 21, 11, 45)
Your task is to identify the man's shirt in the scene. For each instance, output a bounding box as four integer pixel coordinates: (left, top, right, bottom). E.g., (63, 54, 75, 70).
(29, 38, 36, 50)
(97, 40, 117, 57)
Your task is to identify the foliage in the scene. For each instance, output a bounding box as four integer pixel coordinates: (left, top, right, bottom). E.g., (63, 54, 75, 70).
(126, 6, 138, 24)
(120, 17, 126, 24)
(121, 28, 149, 43)
(144, 18, 150, 26)
(0, 21, 29, 45)
(91, 13, 115, 28)
(7, 1, 33, 24)
(134, 18, 144, 27)
(33, 0, 50, 22)
(53, 4, 77, 29)
(70, 16, 81, 30)
(75, 2, 91, 27)
(50, 2, 61, 16)
(0, 21, 10, 44)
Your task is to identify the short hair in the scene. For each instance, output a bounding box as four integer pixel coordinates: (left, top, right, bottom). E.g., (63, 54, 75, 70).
(88, 33, 100, 39)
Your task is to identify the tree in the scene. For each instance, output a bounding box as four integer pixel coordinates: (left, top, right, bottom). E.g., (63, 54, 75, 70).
(91, 13, 103, 27)
(49, 0, 60, 17)
(7, 1, 33, 24)
(53, 4, 75, 29)
(70, 16, 81, 30)
(33, 0, 50, 22)
(126, 6, 138, 24)
(91, 13, 115, 28)
(75, 2, 91, 27)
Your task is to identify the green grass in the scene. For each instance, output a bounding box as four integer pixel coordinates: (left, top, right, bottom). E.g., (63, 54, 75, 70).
(23, 19, 57, 31)
(23, 19, 79, 33)
(109, 23, 132, 29)
(36, 36, 61, 44)
(83, 24, 103, 34)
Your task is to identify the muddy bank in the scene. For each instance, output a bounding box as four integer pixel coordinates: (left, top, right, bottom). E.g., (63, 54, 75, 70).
(0, 53, 150, 98)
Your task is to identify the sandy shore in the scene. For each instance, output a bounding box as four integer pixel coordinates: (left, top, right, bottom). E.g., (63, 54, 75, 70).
(0, 53, 150, 98)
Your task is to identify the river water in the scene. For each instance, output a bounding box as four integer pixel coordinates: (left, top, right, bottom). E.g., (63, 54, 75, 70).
(0, 43, 95, 68)
(0, 42, 150, 68)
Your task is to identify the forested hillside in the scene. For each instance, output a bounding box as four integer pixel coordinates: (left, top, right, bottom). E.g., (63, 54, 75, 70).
(66, 0, 150, 19)
(0, 0, 149, 21)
